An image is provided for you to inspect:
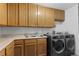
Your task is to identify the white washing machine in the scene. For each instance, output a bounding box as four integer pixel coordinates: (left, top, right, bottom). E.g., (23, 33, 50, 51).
(51, 35, 65, 56)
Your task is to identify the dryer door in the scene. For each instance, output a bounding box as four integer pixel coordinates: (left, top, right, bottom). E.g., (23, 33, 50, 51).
(53, 40, 65, 54)
(66, 38, 75, 50)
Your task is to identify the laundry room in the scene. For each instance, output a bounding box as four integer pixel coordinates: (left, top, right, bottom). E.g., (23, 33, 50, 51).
(0, 2, 79, 56)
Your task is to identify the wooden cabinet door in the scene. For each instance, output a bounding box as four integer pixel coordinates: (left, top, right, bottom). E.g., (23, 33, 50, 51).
(29, 4, 38, 27)
(14, 45, 23, 56)
(45, 8, 55, 27)
(37, 44, 47, 56)
(37, 39, 47, 56)
(54, 9, 64, 21)
(7, 3, 18, 26)
(0, 48, 5, 56)
(19, 3, 28, 26)
(24, 43, 37, 56)
(0, 4, 7, 26)
(24, 39, 37, 56)
(38, 5, 45, 27)
(14, 40, 24, 56)
(6, 41, 14, 56)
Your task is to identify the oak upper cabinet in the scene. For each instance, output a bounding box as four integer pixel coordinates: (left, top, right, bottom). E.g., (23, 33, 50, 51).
(7, 3, 18, 26)
(38, 5, 55, 27)
(0, 4, 7, 26)
(24, 39, 37, 56)
(37, 39, 47, 56)
(28, 4, 38, 27)
(54, 9, 64, 21)
(14, 40, 24, 56)
(0, 48, 5, 56)
(6, 41, 14, 56)
(19, 3, 28, 26)
(45, 8, 55, 27)
(38, 5, 45, 27)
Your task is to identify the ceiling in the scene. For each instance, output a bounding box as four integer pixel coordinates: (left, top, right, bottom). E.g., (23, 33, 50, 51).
(37, 3, 78, 10)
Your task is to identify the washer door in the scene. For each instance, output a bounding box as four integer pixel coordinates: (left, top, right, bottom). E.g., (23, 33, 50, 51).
(66, 39, 75, 50)
(52, 40, 65, 54)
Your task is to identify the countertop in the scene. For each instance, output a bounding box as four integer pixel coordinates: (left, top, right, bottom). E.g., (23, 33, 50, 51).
(0, 35, 47, 51)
